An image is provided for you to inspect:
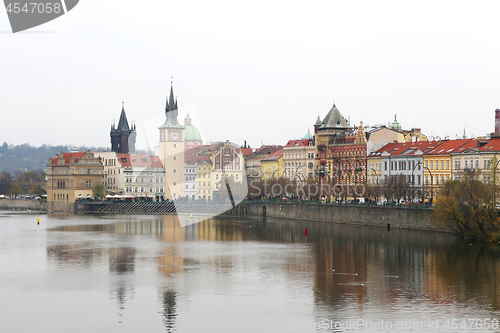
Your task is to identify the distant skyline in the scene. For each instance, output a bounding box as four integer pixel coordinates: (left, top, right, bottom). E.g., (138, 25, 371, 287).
(1, 0, 500, 150)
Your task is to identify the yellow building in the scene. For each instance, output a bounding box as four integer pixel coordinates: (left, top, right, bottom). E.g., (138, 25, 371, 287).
(422, 139, 477, 200)
(261, 150, 284, 180)
(46, 150, 104, 211)
(196, 157, 213, 200)
(244, 145, 282, 180)
(366, 154, 383, 185)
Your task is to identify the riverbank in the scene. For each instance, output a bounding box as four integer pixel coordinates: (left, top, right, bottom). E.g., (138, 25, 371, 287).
(0, 199, 47, 212)
(243, 200, 448, 233)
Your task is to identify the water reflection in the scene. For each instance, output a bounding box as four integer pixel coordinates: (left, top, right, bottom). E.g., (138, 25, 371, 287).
(40, 214, 500, 332)
(160, 290, 177, 332)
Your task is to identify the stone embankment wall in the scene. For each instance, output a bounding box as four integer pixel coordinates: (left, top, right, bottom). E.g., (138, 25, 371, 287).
(0, 199, 47, 211)
(245, 202, 446, 232)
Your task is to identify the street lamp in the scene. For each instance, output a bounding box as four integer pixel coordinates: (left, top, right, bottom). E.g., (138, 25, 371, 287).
(423, 166, 433, 204)
(369, 168, 378, 184)
(412, 161, 422, 203)
(369, 168, 379, 203)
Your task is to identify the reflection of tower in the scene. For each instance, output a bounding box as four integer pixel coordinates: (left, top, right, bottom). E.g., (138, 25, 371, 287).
(111, 102, 136, 153)
(161, 290, 177, 332)
(159, 83, 185, 200)
(108, 247, 136, 322)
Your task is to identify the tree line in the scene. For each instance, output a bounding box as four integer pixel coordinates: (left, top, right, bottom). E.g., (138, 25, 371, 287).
(0, 170, 46, 197)
(0, 142, 107, 173)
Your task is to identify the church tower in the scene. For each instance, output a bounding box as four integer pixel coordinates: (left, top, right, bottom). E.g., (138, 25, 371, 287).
(159, 83, 185, 200)
(111, 102, 136, 154)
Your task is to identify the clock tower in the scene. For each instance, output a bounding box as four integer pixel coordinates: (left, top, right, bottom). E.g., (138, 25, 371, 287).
(159, 83, 185, 200)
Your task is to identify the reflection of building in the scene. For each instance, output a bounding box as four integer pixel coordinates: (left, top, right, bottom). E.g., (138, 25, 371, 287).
(111, 103, 136, 154)
(159, 84, 185, 200)
(46, 151, 104, 210)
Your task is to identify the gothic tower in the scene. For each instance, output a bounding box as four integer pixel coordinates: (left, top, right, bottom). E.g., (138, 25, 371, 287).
(111, 102, 136, 154)
(159, 83, 185, 200)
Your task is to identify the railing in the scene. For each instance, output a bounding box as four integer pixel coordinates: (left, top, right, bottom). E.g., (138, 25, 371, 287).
(242, 199, 434, 209)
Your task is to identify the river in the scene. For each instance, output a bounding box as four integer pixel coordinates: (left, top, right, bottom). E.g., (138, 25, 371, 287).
(1, 211, 499, 332)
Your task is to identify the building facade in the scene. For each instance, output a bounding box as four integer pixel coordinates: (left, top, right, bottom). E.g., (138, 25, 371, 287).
(184, 157, 198, 200)
(283, 138, 315, 180)
(93, 151, 125, 195)
(159, 84, 185, 200)
(423, 139, 477, 200)
(46, 151, 104, 210)
(244, 145, 282, 180)
(119, 154, 165, 200)
(261, 149, 284, 180)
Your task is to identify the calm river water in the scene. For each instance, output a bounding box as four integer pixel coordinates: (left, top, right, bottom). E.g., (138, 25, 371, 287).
(1, 211, 500, 332)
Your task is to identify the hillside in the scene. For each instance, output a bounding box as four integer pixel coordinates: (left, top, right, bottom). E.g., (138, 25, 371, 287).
(0, 142, 107, 173)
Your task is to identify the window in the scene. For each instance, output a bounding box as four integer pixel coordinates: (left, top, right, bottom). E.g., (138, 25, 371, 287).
(475, 160, 479, 169)
(441, 161, 444, 170)
(86, 181, 92, 187)
(446, 161, 450, 170)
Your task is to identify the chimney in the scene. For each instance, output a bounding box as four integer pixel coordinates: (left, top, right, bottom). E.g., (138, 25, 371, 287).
(495, 108, 500, 134)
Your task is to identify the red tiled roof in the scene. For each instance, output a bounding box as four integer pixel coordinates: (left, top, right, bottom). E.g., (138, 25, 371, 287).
(51, 152, 85, 166)
(248, 145, 282, 158)
(426, 139, 477, 155)
(261, 150, 283, 161)
(478, 138, 500, 152)
(373, 140, 442, 157)
(116, 154, 163, 168)
(192, 155, 211, 164)
(238, 148, 253, 156)
(285, 139, 310, 147)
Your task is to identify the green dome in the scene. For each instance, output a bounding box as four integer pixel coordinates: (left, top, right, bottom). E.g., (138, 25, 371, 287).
(391, 115, 401, 130)
(185, 124, 202, 141)
(302, 129, 313, 140)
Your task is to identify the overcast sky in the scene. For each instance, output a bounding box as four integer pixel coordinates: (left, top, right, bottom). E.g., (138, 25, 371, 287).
(1, 0, 499, 151)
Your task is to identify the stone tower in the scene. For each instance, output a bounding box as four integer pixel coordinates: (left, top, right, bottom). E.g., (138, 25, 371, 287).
(159, 83, 185, 200)
(111, 102, 136, 154)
